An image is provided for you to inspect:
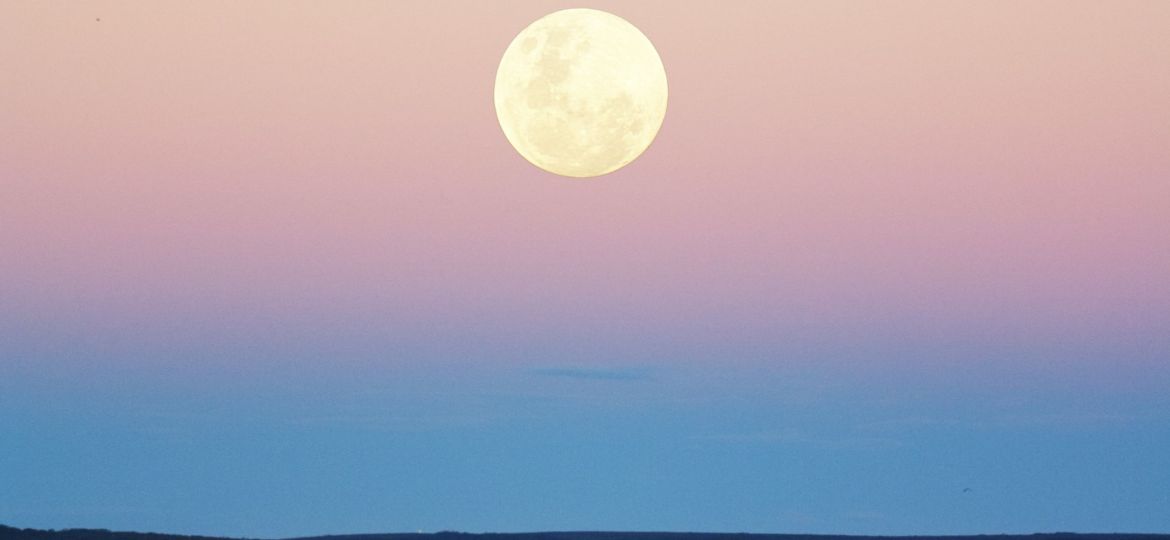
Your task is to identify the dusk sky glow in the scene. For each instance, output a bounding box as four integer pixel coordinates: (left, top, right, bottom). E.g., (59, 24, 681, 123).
(2, 1, 1169, 537)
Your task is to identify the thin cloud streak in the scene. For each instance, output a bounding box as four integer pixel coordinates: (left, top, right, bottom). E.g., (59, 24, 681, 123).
(527, 366, 654, 382)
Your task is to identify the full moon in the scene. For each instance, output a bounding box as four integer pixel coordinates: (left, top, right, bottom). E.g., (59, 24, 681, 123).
(494, 9, 668, 178)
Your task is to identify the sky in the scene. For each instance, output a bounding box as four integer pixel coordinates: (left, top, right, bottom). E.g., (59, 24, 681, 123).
(2, 0, 1169, 537)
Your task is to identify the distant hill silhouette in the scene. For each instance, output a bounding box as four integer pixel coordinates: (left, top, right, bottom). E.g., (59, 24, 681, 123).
(0, 526, 242, 540)
(3, 525, 1168, 540)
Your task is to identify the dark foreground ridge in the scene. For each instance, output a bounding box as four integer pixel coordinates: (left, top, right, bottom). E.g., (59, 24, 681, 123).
(3, 526, 1168, 540)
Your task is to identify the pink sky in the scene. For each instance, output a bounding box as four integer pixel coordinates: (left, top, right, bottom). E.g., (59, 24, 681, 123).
(2, 1, 1168, 376)
(4, 4, 1170, 536)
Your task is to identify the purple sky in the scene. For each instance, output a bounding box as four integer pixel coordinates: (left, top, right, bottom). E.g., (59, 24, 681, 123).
(2, 1, 1169, 537)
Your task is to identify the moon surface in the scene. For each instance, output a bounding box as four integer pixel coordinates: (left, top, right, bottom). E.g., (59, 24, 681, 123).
(494, 9, 668, 178)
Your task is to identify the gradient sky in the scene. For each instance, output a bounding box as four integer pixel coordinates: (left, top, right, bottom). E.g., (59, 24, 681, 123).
(2, 1, 1169, 537)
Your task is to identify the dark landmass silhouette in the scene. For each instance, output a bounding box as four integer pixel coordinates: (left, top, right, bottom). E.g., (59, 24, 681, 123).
(3, 526, 1168, 540)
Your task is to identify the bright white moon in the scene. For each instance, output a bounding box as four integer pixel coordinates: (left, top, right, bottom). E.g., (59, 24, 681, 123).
(494, 9, 668, 178)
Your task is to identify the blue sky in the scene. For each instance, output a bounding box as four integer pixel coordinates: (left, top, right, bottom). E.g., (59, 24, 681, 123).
(2, 1, 1169, 536)
(3, 338, 1168, 537)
